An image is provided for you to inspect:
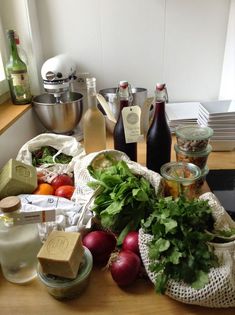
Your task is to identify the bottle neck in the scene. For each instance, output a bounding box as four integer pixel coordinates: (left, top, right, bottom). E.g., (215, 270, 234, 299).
(7, 31, 21, 61)
(154, 101, 167, 120)
(119, 99, 129, 110)
(86, 78, 97, 109)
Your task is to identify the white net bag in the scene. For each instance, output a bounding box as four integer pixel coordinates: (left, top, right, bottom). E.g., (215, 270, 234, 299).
(72, 149, 163, 210)
(139, 192, 235, 308)
(16, 133, 85, 182)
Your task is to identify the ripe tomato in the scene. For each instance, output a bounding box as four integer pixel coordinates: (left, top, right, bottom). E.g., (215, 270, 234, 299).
(51, 174, 73, 190)
(34, 183, 54, 195)
(54, 185, 75, 199)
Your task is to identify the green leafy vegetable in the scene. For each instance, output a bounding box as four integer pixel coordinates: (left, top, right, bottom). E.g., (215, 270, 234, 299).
(32, 146, 73, 167)
(142, 196, 218, 293)
(88, 159, 158, 245)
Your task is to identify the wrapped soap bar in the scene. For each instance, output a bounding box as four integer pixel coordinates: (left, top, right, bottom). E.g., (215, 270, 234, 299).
(0, 159, 37, 199)
(37, 230, 84, 279)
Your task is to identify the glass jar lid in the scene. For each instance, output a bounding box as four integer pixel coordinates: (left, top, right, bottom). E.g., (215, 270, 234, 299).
(174, 144, 212, 156)
(175, 125, 214, 140)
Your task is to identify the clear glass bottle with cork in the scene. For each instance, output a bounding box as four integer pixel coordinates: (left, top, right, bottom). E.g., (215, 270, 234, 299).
(0, 196, 42, 284)
(83, 77, 106, 154)
(5, 29, 32, 105)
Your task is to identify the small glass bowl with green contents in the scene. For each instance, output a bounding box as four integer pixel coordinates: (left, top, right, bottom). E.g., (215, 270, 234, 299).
(160, 162, 201, 199)
(175, 125, 213, 152)
(37, 247, 93, 300)
(174, 144, 212, 169)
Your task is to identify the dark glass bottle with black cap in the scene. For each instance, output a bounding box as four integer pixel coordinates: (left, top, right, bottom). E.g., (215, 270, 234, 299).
(146, 83, 171, 173)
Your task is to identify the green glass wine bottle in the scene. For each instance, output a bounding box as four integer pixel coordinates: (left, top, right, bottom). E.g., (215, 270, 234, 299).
(5, 30, 32, 105)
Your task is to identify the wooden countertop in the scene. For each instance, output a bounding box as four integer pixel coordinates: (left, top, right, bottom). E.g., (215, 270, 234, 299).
(0, 134, 235, 315)
(0, 99, 31, 135)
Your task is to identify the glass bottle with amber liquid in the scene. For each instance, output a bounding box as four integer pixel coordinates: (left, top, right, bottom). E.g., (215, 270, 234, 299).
(146, 83, 171, 173)
(83, 77, 106, 154)
(5, 30, 32, 105)
(113, 81, 137, 161)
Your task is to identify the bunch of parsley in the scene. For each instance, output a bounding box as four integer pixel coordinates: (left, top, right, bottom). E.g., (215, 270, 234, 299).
(88, 160, 157, 245)
(142, 196, 218, 293)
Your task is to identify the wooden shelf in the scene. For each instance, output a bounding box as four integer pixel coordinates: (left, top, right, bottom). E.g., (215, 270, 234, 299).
(0, 99, 31, 135)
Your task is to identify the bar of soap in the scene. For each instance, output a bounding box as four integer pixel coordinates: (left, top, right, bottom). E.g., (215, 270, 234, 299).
(0, 159, 37, 199)
(37, 230, 84, 279)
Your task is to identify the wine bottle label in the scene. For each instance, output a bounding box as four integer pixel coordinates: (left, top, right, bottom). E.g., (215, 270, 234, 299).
(11, 72, 29, 87)
(122, 105, 144, 143)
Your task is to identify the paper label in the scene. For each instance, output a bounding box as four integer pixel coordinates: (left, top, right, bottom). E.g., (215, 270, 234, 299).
(122, 105, 144, 143)
(8, 209, 56, 226)
(11, 72, 29, 87)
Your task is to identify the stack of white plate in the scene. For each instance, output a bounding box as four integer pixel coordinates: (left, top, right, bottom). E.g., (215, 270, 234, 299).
(197, 100, 235, 151)
(166, 102, 199, 132)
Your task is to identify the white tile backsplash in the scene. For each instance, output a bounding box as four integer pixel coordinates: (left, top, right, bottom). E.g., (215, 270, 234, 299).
(35, 0, 230, 100)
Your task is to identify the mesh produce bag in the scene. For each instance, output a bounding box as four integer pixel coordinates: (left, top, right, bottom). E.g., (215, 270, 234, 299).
(16, 133, 85, 182)
(72, 149, 163, 210)
(139, 192, 235, 308)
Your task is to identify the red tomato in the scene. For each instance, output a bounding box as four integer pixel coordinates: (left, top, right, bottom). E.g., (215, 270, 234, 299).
(54, 185, 75, 199)
(51, 174, 73, 190)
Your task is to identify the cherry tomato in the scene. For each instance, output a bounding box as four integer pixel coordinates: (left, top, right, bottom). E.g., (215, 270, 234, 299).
(51, 174, 73, 190)
(54, 185, 75, 199)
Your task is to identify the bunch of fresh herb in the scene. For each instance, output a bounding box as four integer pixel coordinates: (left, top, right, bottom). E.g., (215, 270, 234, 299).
(32, 146, 73, 167)
(88, 160, 157, 245)
(142, 196, 218, 293)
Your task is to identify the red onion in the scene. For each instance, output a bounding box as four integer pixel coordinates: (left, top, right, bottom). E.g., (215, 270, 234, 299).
(82, 231, 116, 265)
(122, 231, 140, 256)
(110, 250, 141, 286)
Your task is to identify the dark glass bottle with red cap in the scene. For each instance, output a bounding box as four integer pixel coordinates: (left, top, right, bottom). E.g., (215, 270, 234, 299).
(146, 83, 171, 173)
(113, 81, 137, 161)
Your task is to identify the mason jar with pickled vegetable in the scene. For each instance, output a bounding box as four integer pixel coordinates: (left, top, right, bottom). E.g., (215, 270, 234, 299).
(160, 162, 201, 199)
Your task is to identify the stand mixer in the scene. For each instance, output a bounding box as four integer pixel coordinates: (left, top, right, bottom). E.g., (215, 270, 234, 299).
(33, 54, 83, 135)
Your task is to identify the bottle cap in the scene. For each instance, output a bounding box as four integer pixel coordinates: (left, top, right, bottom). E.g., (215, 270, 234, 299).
(7, 29, 15, 38)
(0, 196, 21, 213)
(86, 77, 96, 89)
(119, 81, 128, 89)
(156, 83, 166, 91)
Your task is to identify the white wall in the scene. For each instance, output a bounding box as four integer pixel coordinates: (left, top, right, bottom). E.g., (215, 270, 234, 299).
(0, 109, 44, 168)
(35, 0, 230, 102)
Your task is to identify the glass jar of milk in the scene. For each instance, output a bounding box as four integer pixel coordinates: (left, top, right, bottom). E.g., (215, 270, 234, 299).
(0, 196, 42, 284)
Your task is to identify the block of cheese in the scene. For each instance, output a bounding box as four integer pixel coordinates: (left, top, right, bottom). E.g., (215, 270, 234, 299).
(0, 159, 37, 199)
(37, 230, 84, 279)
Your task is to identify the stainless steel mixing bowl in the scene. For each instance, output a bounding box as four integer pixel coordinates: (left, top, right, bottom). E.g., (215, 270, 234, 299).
(32, 92, 83, 134)
(99, 87, 148, 133)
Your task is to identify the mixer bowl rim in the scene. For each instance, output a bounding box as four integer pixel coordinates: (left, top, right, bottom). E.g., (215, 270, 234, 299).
(32, 92, 83, 106)
(99, 87, 147, 95)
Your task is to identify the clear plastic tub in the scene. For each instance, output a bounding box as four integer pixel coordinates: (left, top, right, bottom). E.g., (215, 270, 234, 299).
(37, 247, 93, 300)
(174, 144, 212, 169)
(175, 125, 213, 152)
(160, 162, 201, 199)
